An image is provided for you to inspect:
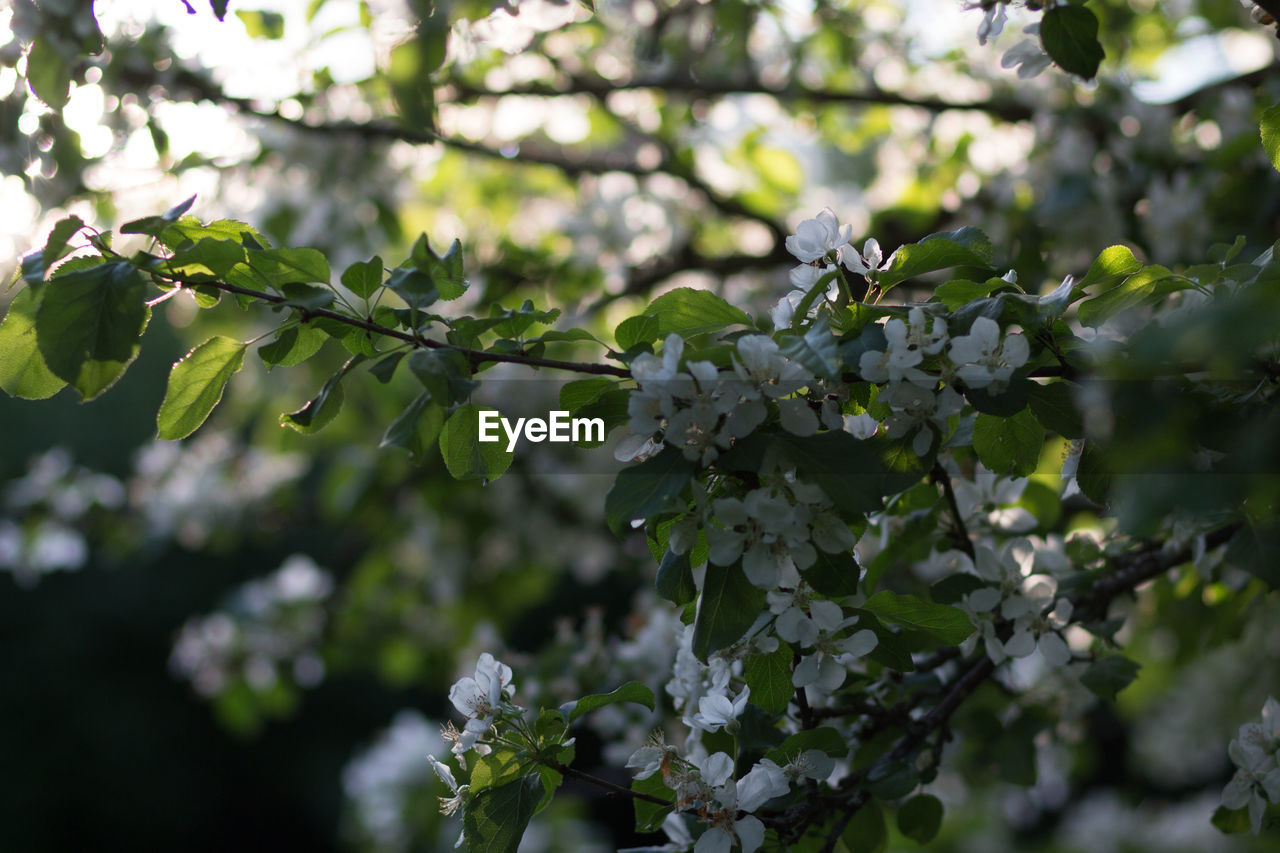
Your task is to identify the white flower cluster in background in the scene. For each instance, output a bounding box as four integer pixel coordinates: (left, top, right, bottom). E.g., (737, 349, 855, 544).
(169, 554, 332, 697)
(0, 449, 123, 585)
(1222, 697, 1280, 833)
(131, 433, 306, 548)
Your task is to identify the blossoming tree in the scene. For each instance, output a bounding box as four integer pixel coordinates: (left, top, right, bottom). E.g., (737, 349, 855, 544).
(3, 1, 1280, 851)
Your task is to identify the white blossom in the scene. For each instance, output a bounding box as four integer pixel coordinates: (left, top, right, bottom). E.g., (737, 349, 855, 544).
(786, 208, 853, 263)
(840, 237, 893, 278)
(948, 316, 1030, 392)
(736, 759, 790, 812)
(686, 686, 751, 733)
(447, 653, 514, 753)
(1001, 25, 1052, 79)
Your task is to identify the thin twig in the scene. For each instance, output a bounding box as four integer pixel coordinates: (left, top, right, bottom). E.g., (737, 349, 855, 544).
(545, 759, 674, 807)
(931, 462, 976, 560)
(158, 274, 633, 378)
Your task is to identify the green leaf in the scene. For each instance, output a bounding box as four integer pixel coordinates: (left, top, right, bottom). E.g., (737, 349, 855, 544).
(1262, 101, 1280, 174)
(862, 616, 915, 672)
(564, 681, 655, 723)
(463, 774, 543, 853)
(632, 775, 676, 832)
(407, 235, 468, 300)
(1075, 440, 1111, 505)
(615, 314, 661, 350)
(656, 548, 697, 606)
(879, 227, 995, 292)
(341, 256, 384, 299)
(164, 237, 247, 280)
(380, 392, 445, 458)
(929, 573, 987, 605)
(35, 262, 149, 401)
(842, 797, 887, 853)
(604, 449, 695, 534)
(743, 642, 793, 715)
(861, 591, 972, 645)
(639, 288, 752, 338)
(248, 247, 331, 286)
(1225, 521, 1280, 588)
(692, 562, 766, 662)
(157, 336, 247, 439)
(560, 378, 616, 413)
(767, 727, 849, 762)
(280, 355, 364, 433)
(25, 40, 72, 109)
(386, 266, 438, 309)
(774, 431, 893, 520)
(439, 404, 514, 481)
(469, 749, 528, 794)
(972, 409, 1045, 477)
(1076, 246, 1141, 294)
(121, 196, 197, 237)
(21, 215, 85, 289)
(409, 349, 477, 405)
(1027, 381, 1083, 439)
(280, 282, 336, 311)
(932, 278, 1005, 311)
(997, 715, 1040, 785)
(1080, 655, 1141, 702)
(235, 9, 285, 38)
(0, 287, 66, 399)
(369, 351, 406, 383)
(866, 761, 919, 800)
(897, 794, 943, 844)
(389, 40, 438, 131)
(42, 216, 86, 270)
(1077, 265, 1175, 328)
(1040, 4, 1105, 79)
(779, 321, 840, 380)
(258, 324, 327, 368)
(160, 217, 269, 251)
(1211, 805, 1252, 835)
(806, 548, 862, 597)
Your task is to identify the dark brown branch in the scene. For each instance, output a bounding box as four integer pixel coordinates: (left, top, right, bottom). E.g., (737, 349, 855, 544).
(159, 274, 633, 378)
(446, 75, 1036, 123)
(803, 518, 1243, 849)
(546, 759, 674, 807)
(931, 462, 976, 560)
(1068, 521, 1242, 623)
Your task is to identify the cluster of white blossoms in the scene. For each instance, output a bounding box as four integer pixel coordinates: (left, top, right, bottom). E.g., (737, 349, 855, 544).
(617, 333, 816, 465)
(954, 540, 1073, 666)
(858, 310, 1029, 455)
(774, 208, 894, 328)
(960, 2, 1056, 78)
(625, 733, 832, 853)
(1222, 698, 1280, 834)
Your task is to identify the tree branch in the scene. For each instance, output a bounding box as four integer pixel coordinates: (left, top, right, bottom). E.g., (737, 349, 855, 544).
(546, 759, 674, 807)
(445, 75, 1036, 122)
(158, 274, 633, 378)
(803, 518, 1243, 849)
